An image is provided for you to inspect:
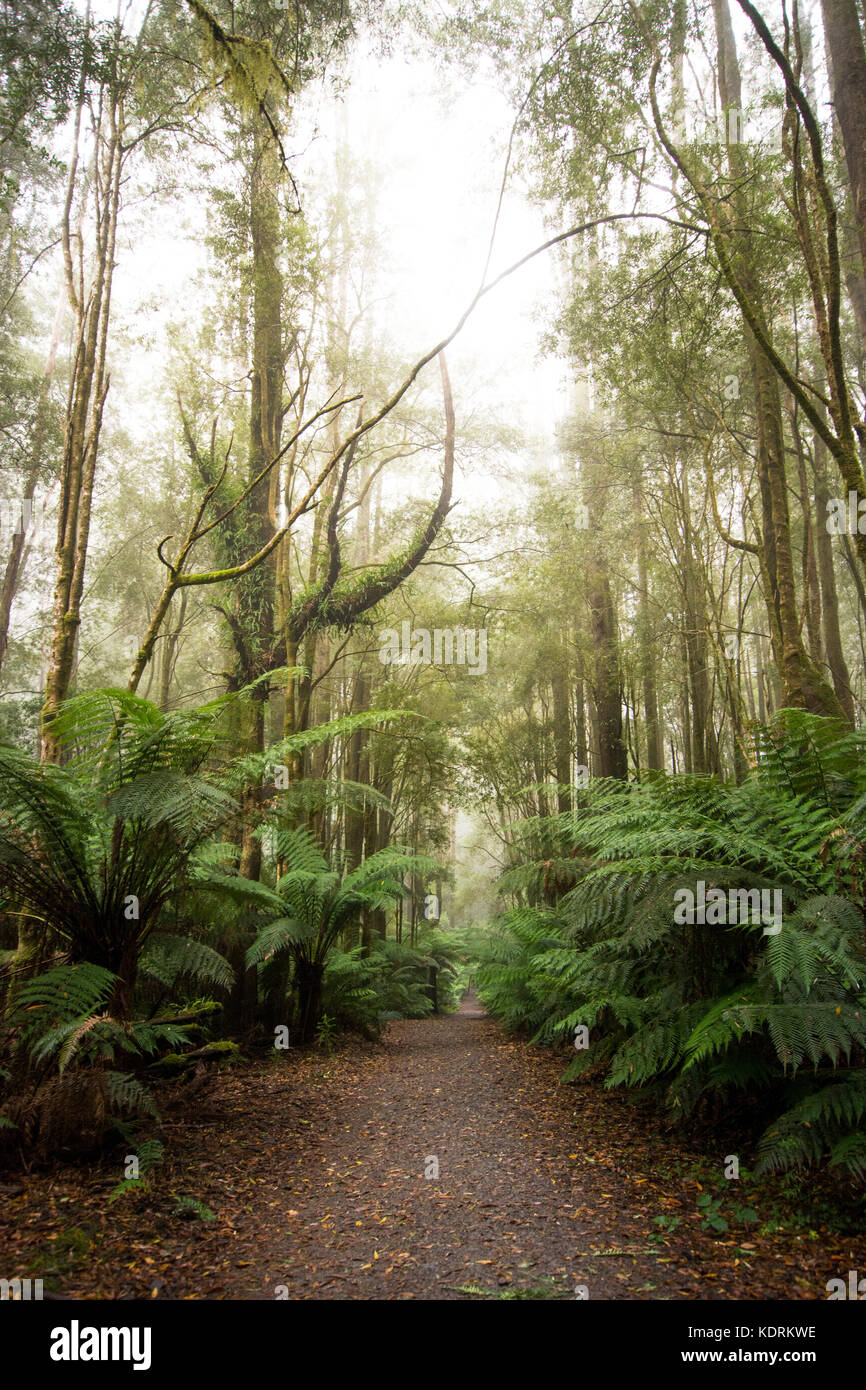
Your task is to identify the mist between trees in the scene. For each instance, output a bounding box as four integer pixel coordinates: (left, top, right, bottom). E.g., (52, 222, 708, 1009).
(1, 0, 866, 1303)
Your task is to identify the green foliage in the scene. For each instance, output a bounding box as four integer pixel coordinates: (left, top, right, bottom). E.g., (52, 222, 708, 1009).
(12, 964, 117, 1043)
(0, 689, 250, 997)
(185, 0, 292, 117)
(0, 685, 448, 1154)
(695, 1190, 759, 1234)
(314, 1013, 338, 1052)
(475, 906, 568, 1036)
(243, 828, 444, 1040)
(695, 1192, 729, 1233)
(173, 1194, 216, 1221)
(477, 714, 866, 1180)
(319, 932, 461, 1037)
(7, 964, 196, 1072)
(754, 1075, 866, 1179)
(140, 936, 234, 995)
(650, 1213, 681, 1242)
(318, 948, 380, 1033)
(108, 1135, 165, 1202)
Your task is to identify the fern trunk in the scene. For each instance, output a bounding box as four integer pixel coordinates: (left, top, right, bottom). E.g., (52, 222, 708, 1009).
(294, 958, 324, 1045)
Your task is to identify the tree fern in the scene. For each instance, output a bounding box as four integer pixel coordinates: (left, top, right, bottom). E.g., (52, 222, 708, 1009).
(755, 1074, 866, 1177)
(479, 715, 866, 1179)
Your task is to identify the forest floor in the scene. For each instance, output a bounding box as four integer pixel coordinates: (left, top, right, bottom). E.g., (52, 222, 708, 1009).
(4, 994, 865, 1301)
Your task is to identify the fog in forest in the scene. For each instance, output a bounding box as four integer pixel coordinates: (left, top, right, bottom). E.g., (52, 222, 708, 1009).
(2, 0, 866, 1328)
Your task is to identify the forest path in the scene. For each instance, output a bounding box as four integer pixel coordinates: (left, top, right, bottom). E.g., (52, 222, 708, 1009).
(223, 992, 659, 1300)
(8, 998, 856, 1300)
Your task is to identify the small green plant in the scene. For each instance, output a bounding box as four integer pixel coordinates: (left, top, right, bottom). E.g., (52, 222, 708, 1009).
(696, 1192, 729, 1233)
(497, 1281, 570, 1300)
(696, 1190, 759, 1234)
(650, 1213, 681, 1243)
(314, 1013, 338, 1053)
(108, 1134, 165, 1203)
(445, 1279, 570, 1300)
(173, 1194, 216, 1221)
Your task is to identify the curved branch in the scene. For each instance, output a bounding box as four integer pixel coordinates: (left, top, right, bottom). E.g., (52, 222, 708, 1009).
(287, 352, 456, 643)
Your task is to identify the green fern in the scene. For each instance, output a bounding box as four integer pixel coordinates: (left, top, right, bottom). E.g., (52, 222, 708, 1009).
(478, 715, 866, 1179)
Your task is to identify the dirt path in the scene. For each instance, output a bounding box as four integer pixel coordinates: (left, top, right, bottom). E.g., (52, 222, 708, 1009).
(234, 993, 639, 1300)
(5, 997, 863, 1300)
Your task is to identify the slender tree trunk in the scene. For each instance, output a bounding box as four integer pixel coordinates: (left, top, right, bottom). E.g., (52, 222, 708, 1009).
(345, 665, 370, 867)
(586, 566, 627, 779)
(821, 0, 866, 275)
(812, 436, 856, 721)
(550, 640, 572, 811)
(0, 299, 63, 679)
(680, 467, 714, 774)
(680, 625, 693, 773)
(574, 675, 588, 772)
(712, 0, 848, 721)
(583, 449, 627, 780)
(791, 406, 824, 664)
(635, 473, 663, 771)
(42, 97, 123, 760)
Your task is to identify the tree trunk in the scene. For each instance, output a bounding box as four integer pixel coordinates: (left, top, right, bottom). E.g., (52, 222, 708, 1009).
(680, 466, 716, 774)
(712, 0, 848, 721)
(294, 958, 324, 1045)
(812, 436, 856, 722)
(0, 300, 62, 679)
(583, 449, 627, 780)
(550, 641, 573, 811)
(42, 97, 123, 760)
(821, 0, 866, 275)
(635, 480, 663, 772)
(587, 565, 627, 779)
